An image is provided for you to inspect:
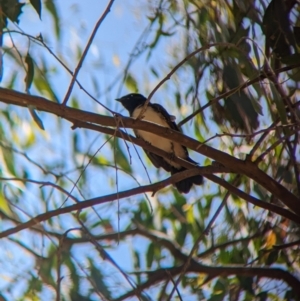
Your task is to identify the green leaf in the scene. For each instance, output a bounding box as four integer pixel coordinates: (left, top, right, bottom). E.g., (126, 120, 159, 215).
(64, 257, 80, 291)
(88, 258, 111, 299)
(2, 0, 25, 23)
(125, 73, 138, 92)
(150, 67, 159, 78)
(0, 193, 11, 215)
(250, 97, 263, 116)
(238, 276, 254, 294)
(34, 64, 59, 102)
(28, 275, 43, 293)
(219, 250, 230, 264)
(222, 65, 259, 132)
(28, 105, 45, 130)
(263, 0, 295, 58)
(45, 0, 60, 38)
(176, 223, 187, 246)
(29, 0, 42, 19)
(6, 71, 17, 88)
(146, 243, 154, 268)
(284, 289, 298, 300)
(256, 291, 268, 301)
(269, 83, 288, 127)
(132, 250, 140, 268)
(276, 166, 293, 184)
(25, 53, 34, 92)
(266, 250, 279, 265)
(253, 40, 262, 68)
(184, 203, 195, 225)
(2, 145, 16, 175)
(175, 92, 181, 107)
(111, 138, 132, 173)
(78, 210, 87, 222)
(38, 257, 56, 287)
(209, 279, 226, 301)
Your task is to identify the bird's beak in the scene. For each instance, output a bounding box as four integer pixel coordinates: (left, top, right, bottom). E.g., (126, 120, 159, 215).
(115, 98, 121, 102)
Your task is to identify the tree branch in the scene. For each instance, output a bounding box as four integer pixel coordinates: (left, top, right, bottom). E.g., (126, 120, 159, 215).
(0, 88, 299, 216)
(178, 62, 300, 127)
(0, 168, 216, 238)
(0, 165, 298, 238)
(62, 0, 115, 105)
(114, 263, 300, 300)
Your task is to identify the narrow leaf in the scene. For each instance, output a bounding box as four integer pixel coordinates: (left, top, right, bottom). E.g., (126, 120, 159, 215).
(28, 105, 45, 130)
(29, 0, 42, 19)
(0, 194, 12, 215)
(25, 53, 34, 92)
(45, 0, 60, 38)
(125, 73, 138, 92)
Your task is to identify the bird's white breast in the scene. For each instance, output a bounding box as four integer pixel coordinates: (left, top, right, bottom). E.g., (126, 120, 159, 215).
(132, 106, 186, 169)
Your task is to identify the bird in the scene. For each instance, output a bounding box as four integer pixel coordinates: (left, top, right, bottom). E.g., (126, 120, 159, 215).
(116, 93, 203, 193)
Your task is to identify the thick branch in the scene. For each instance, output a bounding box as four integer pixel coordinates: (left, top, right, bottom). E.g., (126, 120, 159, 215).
(0, 168, 214, 238)
(114, 263, 300, 300)
(0, 88, 299, 216)
(0, 165, 298, 238)
(73, 122, 300, 223)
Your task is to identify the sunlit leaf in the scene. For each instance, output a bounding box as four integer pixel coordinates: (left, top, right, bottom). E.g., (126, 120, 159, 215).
(264, 230, 276, 249)
(125, 73, 138, 92)
(1, 145, 16, 175)
(110, 138, 132, 173)
(34, 67, 59, 102)
(0, 193, 11, 215)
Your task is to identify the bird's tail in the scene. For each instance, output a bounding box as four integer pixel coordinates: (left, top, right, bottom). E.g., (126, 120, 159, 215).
(171, 158, 203, 194)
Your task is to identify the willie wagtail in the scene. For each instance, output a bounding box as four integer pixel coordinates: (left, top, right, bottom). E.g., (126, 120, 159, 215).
(116, 93, 203, 193)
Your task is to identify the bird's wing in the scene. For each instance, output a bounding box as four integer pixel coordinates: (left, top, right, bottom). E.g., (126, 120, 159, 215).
(145, 150, 172, 172)
(134, 103, 192, 171)
(151, 103, 189, 158)
(150, 103, 181, 132)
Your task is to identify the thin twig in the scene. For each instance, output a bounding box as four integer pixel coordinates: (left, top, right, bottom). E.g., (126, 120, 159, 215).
(56, 228, 81, 301)
(1, 88, 300, 215)
(248, 120, 279, 159)
(77, 217, 142, 300)
(116, 115, 152, 186)
(254, 130, 297, 164)
(137, 42, 237, 119)
(166, 176, 240, 300)
(61, 136, 113, 207)
(1, 168, 298, 242)
(62, 0, 115, 105)
(0, 177, 79, 203)
(4, 30, 113, 112)
(178, 62, 300, 127)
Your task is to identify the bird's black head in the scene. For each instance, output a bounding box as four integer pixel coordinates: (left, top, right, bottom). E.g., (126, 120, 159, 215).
(116, 93, 147, 115)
